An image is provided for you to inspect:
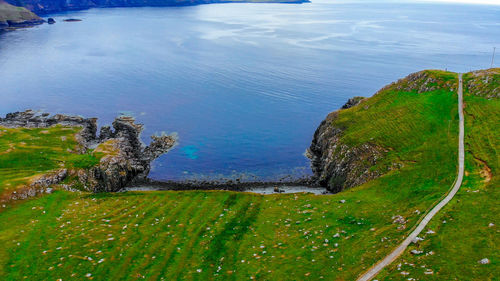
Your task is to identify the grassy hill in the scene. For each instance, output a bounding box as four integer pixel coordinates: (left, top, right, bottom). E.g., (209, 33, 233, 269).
(0, 2, 42, 27)
(0, 69, 497, 280)
(377, 69, 499, 280)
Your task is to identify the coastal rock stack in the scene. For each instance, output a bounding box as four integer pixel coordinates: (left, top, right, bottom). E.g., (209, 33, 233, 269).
(0, 110, 177, 192)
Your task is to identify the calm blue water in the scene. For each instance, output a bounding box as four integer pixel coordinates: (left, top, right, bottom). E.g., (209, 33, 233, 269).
(1, 1, 499, 181)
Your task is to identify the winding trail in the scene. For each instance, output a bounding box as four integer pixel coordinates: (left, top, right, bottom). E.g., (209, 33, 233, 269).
(356, 74, 465, 281)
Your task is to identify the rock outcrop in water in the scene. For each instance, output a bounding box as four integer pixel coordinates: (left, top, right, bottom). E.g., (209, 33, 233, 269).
(0, 110, 176, 192)
(6, 0, 308, 15)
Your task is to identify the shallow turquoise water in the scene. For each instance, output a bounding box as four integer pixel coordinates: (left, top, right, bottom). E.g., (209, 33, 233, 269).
(0, 1, 499, 181)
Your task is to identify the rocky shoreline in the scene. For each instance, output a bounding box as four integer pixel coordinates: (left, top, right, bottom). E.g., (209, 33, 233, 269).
(306, 96, 387, 193)
(1, 93, 382, 198)
(5, 0, 309, 16)
(125, 183, 329, 195)
(0, 109, 327, 199)
(130, 177, 317, 191)
(0, 2, 44, 30)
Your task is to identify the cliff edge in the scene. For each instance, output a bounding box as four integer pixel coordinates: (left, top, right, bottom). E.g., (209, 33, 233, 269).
(0, 2, 43, 29)
(307, 70, 459, 193)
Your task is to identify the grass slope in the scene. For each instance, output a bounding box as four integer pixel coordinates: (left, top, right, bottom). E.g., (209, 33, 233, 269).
(377, 69, 499, 281)
(0, 126, 100, 197)
(0, 2, 41, 23)
(0, 70, 477, 280)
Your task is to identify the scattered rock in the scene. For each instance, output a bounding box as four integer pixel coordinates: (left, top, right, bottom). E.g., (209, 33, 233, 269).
(392, 215, 407, 225)
(478, 258, 490, 264)
(465, 69, 500, 99)
(341, 96, 365, 109)
(411, 237, 423, 244)
(47, 18, 55, 24)
(410, 250, 423, 255)
(394, 70, 456, 94)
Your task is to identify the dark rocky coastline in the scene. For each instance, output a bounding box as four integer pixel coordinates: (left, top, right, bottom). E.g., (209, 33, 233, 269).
(132, 177, 316, 192)
(6, 0, 308, 15)
(306, 96, 387, 193)
(0, 110, 177, 193)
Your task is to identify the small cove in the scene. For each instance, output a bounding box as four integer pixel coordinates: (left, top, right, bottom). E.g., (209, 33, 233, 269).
(0, 1, 499, 182)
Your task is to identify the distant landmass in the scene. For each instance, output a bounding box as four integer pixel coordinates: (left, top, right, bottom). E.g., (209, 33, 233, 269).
(5, 0, 308, 15)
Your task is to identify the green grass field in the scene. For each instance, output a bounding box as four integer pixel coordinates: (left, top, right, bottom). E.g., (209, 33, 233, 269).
(0, 70, 496, 280)
(377, 69, 499, 281)
(0, 126, 101, 197)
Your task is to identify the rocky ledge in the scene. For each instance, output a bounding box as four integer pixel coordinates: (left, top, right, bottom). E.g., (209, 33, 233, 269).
(0, 110, 176, 193)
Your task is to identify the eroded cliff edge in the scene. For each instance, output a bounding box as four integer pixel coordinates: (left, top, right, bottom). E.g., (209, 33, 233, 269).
(0, 110, 176, 195)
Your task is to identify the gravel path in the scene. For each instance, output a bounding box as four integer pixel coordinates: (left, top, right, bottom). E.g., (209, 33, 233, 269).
(356, 73, 465, 281)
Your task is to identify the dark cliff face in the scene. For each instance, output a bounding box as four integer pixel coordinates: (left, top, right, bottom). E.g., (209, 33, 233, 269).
(0, 110, 176, 192)
(6, 0, 307, 14)
(307, 97, 386, 193)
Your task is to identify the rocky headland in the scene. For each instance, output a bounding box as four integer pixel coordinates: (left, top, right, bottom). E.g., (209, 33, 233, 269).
(0, 110, 176, 198)
(307, 70, 460, 193)
(0, 2, 44, 30)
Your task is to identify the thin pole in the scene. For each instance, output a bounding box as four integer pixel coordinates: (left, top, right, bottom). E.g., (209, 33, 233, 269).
(491, 47, 496, 68)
